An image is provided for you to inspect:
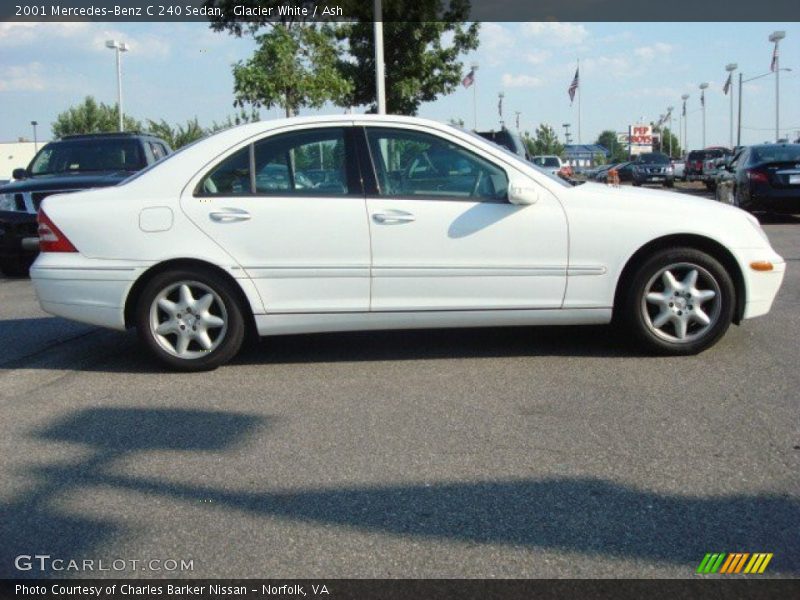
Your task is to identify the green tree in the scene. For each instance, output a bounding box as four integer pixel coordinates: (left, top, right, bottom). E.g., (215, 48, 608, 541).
(524, 124, 565, 157)
(335, 14, 479, 115)
(145, 118, 207, 149)
(653, 126, 681, 158)
(51, 96, 141, 138)
(206, 1, 479, 116)
(595, 130, 628, 163)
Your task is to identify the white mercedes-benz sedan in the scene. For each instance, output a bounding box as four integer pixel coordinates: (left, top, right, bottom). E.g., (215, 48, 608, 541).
(31, 115, 785, 370)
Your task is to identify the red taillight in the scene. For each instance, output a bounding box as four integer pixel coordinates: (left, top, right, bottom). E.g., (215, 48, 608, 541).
(747, 169, 769, 184)
(37, 209, 77, 253)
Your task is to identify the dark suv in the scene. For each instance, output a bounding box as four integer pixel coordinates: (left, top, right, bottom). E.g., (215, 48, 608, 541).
(0, 132, 171, 275)
(631, 152, 674, 187)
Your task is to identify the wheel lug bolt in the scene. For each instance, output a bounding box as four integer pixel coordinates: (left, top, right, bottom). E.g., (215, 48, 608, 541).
(669, 302, 674, 307)
(688, 305, 693, 310)
(177, 313, 181, 318)
(678, 311, 683, 316)
(180, 325, 185, 330)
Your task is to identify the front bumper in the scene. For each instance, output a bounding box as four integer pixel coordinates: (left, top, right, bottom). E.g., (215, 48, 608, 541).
(732, 247, 787, 319)
(633, 172, 673, 184)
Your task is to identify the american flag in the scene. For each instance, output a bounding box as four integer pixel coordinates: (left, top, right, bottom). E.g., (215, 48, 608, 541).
(700, 89, 705, 108)
(568, 67, 579, 104)
(498, 95, 503, 118)
(770, 42, 779, 72)
(682, 99, 686, 116)
(723, 73, 732, 95)
(461, 69, 475, 88)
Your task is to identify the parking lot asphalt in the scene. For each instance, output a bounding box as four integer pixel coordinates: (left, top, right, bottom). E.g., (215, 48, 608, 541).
(0, 186, 798, 579)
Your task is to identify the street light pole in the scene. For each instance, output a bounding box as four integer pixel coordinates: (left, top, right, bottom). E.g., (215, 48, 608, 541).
(725, 63, 737, 148)
(699, 82, 709, 148)
(373, 0, 386, 115)
(471, 62, 479, 130)
(30, 121, 38, 152)
(769, 31, 786, 142)
(667, 107, 674, 158)
(681, 94, 689, 154)
(105, 40, 129, 131)
(737, 67, 792, 146)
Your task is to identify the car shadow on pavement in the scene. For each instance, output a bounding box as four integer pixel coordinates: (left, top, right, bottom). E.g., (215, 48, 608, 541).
(0, 407, 266, 578)
(2, 407, 797, 577)
(0, 322, 652, 374)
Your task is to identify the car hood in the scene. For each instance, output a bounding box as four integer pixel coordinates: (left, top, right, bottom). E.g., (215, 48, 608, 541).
(575, 181, 746, 218)
(0, 171, 131, 193)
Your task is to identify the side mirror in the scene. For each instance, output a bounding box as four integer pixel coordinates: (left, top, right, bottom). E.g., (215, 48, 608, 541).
(12, 168, 27, 180)
(508, 179, 539, 205)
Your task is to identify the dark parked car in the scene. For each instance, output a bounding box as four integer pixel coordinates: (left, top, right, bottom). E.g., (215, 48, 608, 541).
(631, 152, 674, 187)
(474, 127, 531, 161)
(0, 132, 171, 275)
(714, 143, 800, 213)
(595, 161, 634, 183)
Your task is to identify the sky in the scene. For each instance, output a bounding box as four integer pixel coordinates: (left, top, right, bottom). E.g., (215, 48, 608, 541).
(1, 21, 798, 149)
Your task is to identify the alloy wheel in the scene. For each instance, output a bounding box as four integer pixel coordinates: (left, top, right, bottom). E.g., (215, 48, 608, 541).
(641, 263, 722, 343)
(149, 280, 228, 359)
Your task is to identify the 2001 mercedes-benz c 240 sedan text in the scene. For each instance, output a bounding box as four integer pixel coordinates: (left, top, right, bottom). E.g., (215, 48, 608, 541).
(31, 116, 785, 370)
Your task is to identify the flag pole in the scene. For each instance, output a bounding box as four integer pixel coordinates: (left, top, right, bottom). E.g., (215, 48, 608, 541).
(577, 59, 581, 144)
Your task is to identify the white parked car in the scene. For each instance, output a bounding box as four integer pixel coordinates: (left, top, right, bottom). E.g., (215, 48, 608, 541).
(531, 155, 563, 175)
(31, 115, 785, 370)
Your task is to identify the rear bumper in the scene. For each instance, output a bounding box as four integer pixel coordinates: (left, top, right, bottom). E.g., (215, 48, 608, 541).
(30, 257, 136, 331)
(751, 191, 800, 213)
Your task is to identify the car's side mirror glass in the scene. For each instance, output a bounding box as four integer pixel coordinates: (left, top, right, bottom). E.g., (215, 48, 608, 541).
(12, 168, 27, 180)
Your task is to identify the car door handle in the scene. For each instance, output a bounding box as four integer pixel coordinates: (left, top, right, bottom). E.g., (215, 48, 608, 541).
(209, 209, 251, 223)
(372, 212, 415, 224)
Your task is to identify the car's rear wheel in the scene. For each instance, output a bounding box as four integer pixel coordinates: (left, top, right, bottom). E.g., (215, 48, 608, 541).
(621, 248, 735, 355)
(135, 269, 245, 371)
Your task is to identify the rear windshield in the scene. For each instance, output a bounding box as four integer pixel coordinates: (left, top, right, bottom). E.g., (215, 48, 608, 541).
(533, 157, 561, 168)
(750, 145, 800, 164)
(30, 138, 145, 175)
(687, 151, 707, 160)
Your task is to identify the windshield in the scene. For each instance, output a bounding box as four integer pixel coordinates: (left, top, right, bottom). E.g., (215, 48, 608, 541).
(750, 145, 800, 164)
(636, 153, 670, 164)
(30, 139, 145, 175)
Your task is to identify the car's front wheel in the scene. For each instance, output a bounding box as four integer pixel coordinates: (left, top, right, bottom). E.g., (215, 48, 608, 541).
(620, 248, 735, 355)
(135, 269, 246, 371)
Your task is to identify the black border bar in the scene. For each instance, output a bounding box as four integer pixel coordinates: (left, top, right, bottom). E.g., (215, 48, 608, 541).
(3, 579, 800, 600)
(3, 0, 800, 22)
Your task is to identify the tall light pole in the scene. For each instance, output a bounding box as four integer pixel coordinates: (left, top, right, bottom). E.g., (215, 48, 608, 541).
(725, 63, 737, 147)
(738, 68, 792, 145)
(769, 31, 785, 142)
(470, 62, 479, 130)
(373, 0, 386, 115)
(699, 82, 709, 148)
(105, 40, 129, 131)
(30, 121, 38, 152)
(667, 106, 674, 157)
(681, 94, 689, 154)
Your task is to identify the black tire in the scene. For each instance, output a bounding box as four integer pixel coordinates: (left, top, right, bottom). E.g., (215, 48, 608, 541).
(135, 268, 246, 371)
(664, 180, 674, 188)
(632, 181, 641, 187)
(619, 247, 735, 355)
